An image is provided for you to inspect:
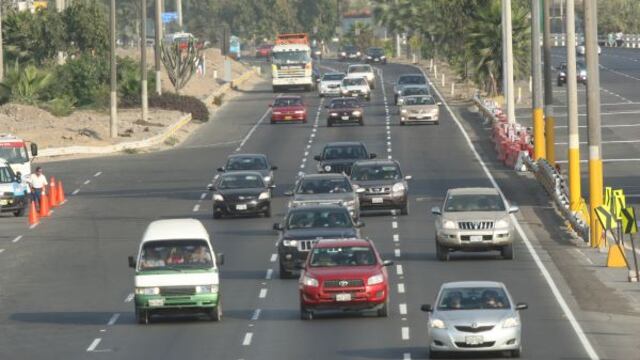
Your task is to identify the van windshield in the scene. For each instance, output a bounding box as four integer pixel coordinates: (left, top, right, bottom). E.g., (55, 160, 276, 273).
(0, 145, 28, 164)
(138, 239, 214, 271)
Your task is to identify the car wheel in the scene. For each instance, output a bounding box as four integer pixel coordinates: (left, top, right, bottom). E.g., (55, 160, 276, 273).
(434, 120, 440, 125)
(394, 95, 398, 105)
(14, 207, 26, 217)
(501, 244, 514, 260)
(263, 205, 272, 218)
(436, 242, 449, 261)
(509, 348, 521, 358)
(359, 119, 364, 126)
(279, 262, 293, 279)
(400, 121, 405, 126)
(135, 307, 149, 325)
(557, 80, 562, 87)
(213, 209, 222, 219)
(302, 117, 307, 123)
(327, 121, 333, 127)
(210, 300, 222, 321)
(377, 300, 389, 317)
(428, 350, 443, 359)
(300, 303, 313, 320)
(400, 202, 409, 215)
(371, 83, 375, 90)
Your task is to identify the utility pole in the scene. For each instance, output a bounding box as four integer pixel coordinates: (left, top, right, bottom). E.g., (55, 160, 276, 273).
(503, 0, 516, 124)
(141, 0, 149, 121)
(56, 0, 65, 65)
(155, 0, 162, 95)
(584, 0, 603, 248)
(109, 0, 118, 138)
(543, 0, 556, 165)
(0, 5, 4, 83)
(531, 0, 545, 159)
(565, 0, 581, 211)
(176, 0, 183, 29)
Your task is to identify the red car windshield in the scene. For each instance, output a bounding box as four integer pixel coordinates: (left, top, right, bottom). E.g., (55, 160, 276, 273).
(274, 98, 302, 107)
(309, 246, 376, 267)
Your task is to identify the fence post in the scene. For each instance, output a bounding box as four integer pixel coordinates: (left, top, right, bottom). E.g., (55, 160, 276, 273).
(441, 73, 445, 87)
(451, 82, 455, 96)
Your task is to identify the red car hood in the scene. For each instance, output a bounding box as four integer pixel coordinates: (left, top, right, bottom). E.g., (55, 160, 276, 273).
(306, 265, 382, 281)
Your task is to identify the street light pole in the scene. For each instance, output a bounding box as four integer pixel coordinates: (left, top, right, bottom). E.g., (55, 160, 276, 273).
(584, 0, 604, 248)
(565, 0, 582, 211)
(0, 5, 4, 83)
(503, 0, 516, 124)
(176, 0, 183, 29)
(155, 0, 162, 95)
(141, 0, 149, 121)
(110, 0, 118, 138)
(531, 0, 545, 159)
(543, 0, 556, 165)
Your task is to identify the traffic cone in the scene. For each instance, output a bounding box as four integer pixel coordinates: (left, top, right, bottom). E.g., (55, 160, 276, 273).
(57, 180, 66, 204)
(28, 200, 39, 226)
(39, 192, 50, 217)
(49, 177, 58, 207)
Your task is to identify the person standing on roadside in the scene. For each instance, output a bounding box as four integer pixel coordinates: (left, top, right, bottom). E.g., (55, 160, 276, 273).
(28, 167, 48, 211)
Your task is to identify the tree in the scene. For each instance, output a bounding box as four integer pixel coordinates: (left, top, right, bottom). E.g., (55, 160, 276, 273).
(64, 1, 109, 55)
(160, 39, 200, 94)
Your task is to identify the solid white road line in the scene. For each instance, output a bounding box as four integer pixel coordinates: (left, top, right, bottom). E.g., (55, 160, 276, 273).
(265, 269, 273, 280)
(270, 253, 277, 262)
(422, 65, 600, 360)
(237, 109, 270, 151)
(399, 303, 407, 315)
(397, 283, 405, 294)
(242, 332, 253, 346)
(401, 327, 410, 340)
(86, 338, 102, 352)
(251, 309, 262, 321)
(12, 235, 23, 243)
(94, 171, 102, 177)
(259, 288, 268, 299)
(107, 313, 120, 326)
(0, 249, 5, 254)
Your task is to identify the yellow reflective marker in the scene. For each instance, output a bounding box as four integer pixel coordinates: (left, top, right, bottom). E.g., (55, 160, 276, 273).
(595, 206, 617, 230)
(607, 244, 628, 268)
(613, 189, 626, 221)
(604, 186, 613, 210)
(621, 207, 638, 235)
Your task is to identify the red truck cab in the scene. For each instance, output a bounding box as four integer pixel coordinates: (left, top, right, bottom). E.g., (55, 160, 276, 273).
(270, 96, 307, 124)
(298, 238, 392, 320)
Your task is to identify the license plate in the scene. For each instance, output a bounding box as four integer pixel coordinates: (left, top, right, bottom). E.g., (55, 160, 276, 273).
(465, 336, 483, 345)
(470, 235, 483, 242)
(284, 116, 292, 120)
(372, 197, 384, 204)
(0, 200, 7, 205)
(148, 298, 164, 307)
(352, 94, 358, 97)
(236, 204, 248, 210)
(336, 293, 352, 302)
(341, 116, 350, 120)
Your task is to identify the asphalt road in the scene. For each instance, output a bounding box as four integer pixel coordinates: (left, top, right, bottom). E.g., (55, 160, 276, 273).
(0, 60, 601, 359)
(517, 47, 640, 204)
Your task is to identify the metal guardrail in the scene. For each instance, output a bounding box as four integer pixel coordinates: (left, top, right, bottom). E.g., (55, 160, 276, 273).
(551, 33, 640, 48)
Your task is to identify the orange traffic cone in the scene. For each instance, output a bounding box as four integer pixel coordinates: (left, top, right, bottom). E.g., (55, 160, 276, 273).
(49, 177, 58, 208)
(28, 200, 39, 226)
(57, 180, 66, 204)
(39, 192, 50, 217)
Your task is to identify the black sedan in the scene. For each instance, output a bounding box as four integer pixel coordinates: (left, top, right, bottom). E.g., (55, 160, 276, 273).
(365, 47, 387, 64)
(326, 98, 364, 127)
(217, 153, 277, 187)
(209, 171, 274, 218)
(314, 141, 376, 176)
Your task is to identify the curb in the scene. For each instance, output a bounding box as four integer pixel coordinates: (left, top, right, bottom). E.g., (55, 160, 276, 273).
(202, 68, 258, 107)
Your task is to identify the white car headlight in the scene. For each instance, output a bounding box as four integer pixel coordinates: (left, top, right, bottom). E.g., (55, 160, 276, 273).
(341, 52, 346, 56)
(352, 110, 362, 116)
(367, 56, 372, 59)
(579, 70, 587, 76)
(503, 316, 519, 328)
(302, 275, 319, 287)
(367, 274, 384, 285)
(442, 220, 457, 229)
(342, 90, 349, 94)
(294, 110, 305, 114)
(282, 239, 298, 247)
(495, 218, 510, 228)
(324, 165, 332, 172)
(392, 182, 405, 193)
(400, 109, 407, 113)
(258, 191, 270, 200)
(273, 111, 282, 115)
(330, 112, 338, 116)
(430, 318, 446, 329)
(263, 176, 272, 183)
(380, 55, 386, 59)
(214, 194, 224, 202)
(135, 287, 160, 295)
(356, 51, 361, 56)
(195, 284, 219, 294)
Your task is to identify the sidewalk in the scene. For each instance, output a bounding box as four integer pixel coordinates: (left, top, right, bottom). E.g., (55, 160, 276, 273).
(408, 58, 640, 359)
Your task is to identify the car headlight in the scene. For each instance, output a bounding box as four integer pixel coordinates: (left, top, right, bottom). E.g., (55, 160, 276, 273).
(400, 109, 407, 113)
(342, 90, 349, 94)
(392, 182, 405, 193)
(396, 89, 402, 95)
(259, 191, 270, 200)
(302, 275, 319, 287)
(495, 218, 510, 229)
(430, 318, 446, 329)
(341, 52, 346, 56)
(352, 110, 361, 116)
(579, 70, 587, 76)
(263, 176, 272, 183)
(330, 112, 338, 116)
(559, 72, 566, 77)
(195, 284, 219, 294)
(367, 56, 372, 59)
(442, 220, 457, 229)
(380, 55, 386, 59)
(273, 111, 282, 115)
(135, 287, 160, 295)
(367, 274, 384, 285)
(294, 110, 305, 114)
(282, 239, 298, 247)
(324, 165, 332, 172)
(356, 51, 361, 56)
(214, 194, 224, 202)
(503, 316, 519, 328)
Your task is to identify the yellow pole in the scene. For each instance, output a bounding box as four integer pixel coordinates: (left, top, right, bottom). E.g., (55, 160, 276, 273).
(533, 108, 546, 159)
(589, 158, 603, 247)
(545, 110, 556, 165)
(568, 146, 581, 210)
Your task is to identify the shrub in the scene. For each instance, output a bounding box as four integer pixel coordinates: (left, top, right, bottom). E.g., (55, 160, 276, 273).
(149, 93, 209, 121)
(0, 62, 54, 104)
(49, 55, 108, 107)
(42, 96, 76, 117)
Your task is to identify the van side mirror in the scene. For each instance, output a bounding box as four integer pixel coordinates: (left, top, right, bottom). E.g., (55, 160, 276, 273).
(356, 221, 365, 228)
(431, 207, 441, 215)
(271, 165, 278, 171)
(515, 302, 528, 310)
(273, 223, 283, 231)
(30, 143, 38, 157)
(420, 304, 433, 312)
(313, 155, 322, 161)
(508, 205, 520, 214)
(404, 175, 412, 181)
(382, 260, 393, 266)
(128, 256, 136, 268)
(217, 253, 225, 266)
(369, 153, 377, 159)
(217, 167, 225, 172)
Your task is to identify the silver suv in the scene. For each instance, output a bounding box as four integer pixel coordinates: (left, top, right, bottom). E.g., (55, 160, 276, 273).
(285, 173, 363, 220)
(431, 188, 519, 261)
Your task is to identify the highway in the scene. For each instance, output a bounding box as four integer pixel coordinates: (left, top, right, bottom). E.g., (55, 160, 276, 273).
(0, 60, 603, 359)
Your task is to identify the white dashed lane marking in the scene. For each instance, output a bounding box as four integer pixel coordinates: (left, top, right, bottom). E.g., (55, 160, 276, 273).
(94, 171, 102, 177)
(107, 313, 120, 326)
(399, 303, 407, 315)
(251, 309, 262, 321)
(200, 193, 207, 200)
(403, 353, 412, 360)
(192, 204, 200, 212)
(72, 189, 80, 195)
(401, 327, 410, 340)
(0, 249, 5, 254)
(242, 332, 253, 346)
(396, 264, 404, 276)
(398, 283, 405, 294)
(259, 288, 268, 299)
(270, 254, 277, 262)
(394, 249, 401, 258)
(393, 234, 399, 242)
(265, 269, 273, 280)
(392, 221, 398, 229)
(12, 235, 23, 243)
(124, 293, 134, 303)
(86, 338, 102, 352)
(83, 180, 91, 185)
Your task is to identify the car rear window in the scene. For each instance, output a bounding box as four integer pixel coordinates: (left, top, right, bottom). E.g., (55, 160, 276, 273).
(226, 156, 268, 170)
(404, 96, 436, 106)
(330, 99, 359, 108)
(274, 98, 302, 107)
(218, 174, 265, 189)
(323, 145, 367, 160)
(296, 177, 353, 194)
(437, 287, 510, 310)
(402, 87, 430, 96)
(343, 77, 367, 86)
(444, 194, 506, 212)
(287, 209, 353, 229)
(351, 164, 401, 181)
(323, 73, 345, 81)
(398, 75, 426, 85)
(309, 246, 376, 267)
(349, 65, 371, 73)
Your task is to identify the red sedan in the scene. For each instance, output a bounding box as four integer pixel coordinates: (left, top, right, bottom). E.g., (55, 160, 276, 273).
(256, 44, 273, 59)
(298, 238, 392, 320)
(270, 96, 307, 124)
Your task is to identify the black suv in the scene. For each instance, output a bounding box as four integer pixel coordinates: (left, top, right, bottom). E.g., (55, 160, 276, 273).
(350, 159, 412, 215)
(274, 204, 363, 278)
(314, 142, 376, 176)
